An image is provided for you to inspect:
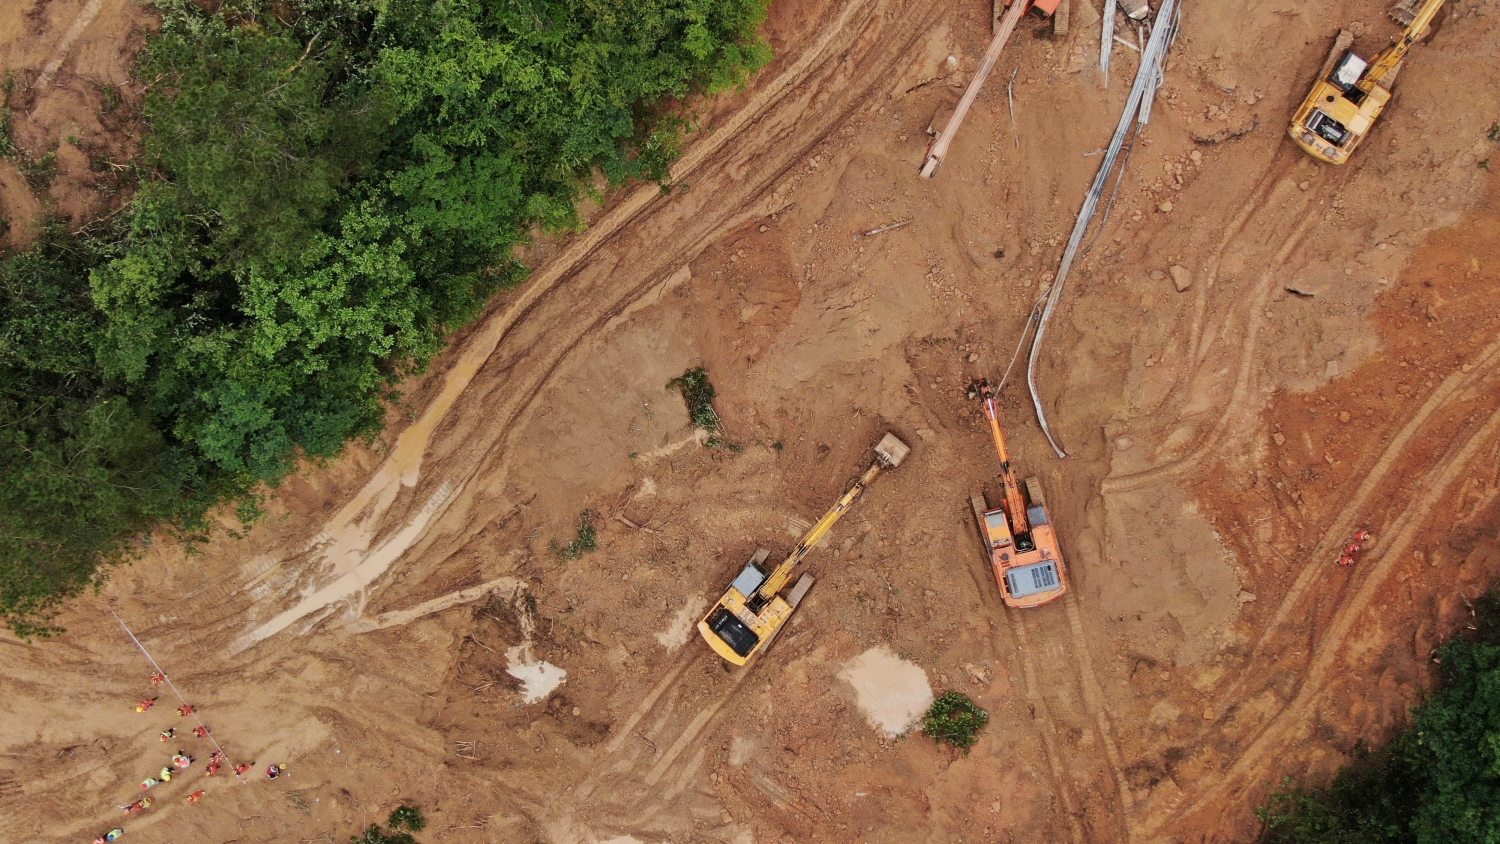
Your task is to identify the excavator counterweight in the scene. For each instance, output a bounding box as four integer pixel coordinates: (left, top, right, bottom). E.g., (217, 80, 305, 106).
(1288, 0, 1445, 164)
(697, 433, 910, 665)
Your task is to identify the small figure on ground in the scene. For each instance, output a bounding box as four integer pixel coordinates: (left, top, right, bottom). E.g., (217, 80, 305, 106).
(192, 726, 210, 738)
(209, 749, 225, 764)
(159, 728, 175, 742)
(171, 751, 193, 769)
(186, 790, 205, 804)
(233, 762, 254, 775)
(176, 704, 195, 717)
(1337, 528, 1375, 567)
(119, 797, 152, 814)
(140, 778, 159, 790)
(149, 672, 166, 686)
(158, 767, 173, 782)
(93, 828, 125, 843)
(265, 764, 282, 779)
(205, 760, 221, 777)
(135, 698, 157, 713)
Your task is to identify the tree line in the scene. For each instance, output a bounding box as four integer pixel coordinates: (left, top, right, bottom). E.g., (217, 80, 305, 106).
(0, 0, 770, 635)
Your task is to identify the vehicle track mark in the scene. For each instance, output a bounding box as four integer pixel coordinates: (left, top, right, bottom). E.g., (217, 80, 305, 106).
(1063, 589, 1135, 820)
(1217, 332, 1500, 706)
(1008, 608, 1089, 844)
(1103, 180, 1321, 495)
(604, 650, 701, 755)
(1148, 400, 1500, 838)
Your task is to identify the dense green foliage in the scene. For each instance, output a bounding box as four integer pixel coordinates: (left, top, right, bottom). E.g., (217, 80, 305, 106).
(1258, 589, 1500, 844)
(386, 804, 426, 833)
(922, 691, 990, 752)
(0, 0, 770, 634)
(667, 366, 720, 431)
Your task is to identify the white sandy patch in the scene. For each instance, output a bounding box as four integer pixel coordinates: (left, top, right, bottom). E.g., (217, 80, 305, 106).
(506, 645, 567, 704)
(728, 735, 757, 766)
(657, 595, 708, 650)
(838, 646, 933, 738)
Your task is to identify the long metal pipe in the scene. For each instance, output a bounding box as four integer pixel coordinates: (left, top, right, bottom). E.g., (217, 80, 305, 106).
(1025, 0, 1182, 457)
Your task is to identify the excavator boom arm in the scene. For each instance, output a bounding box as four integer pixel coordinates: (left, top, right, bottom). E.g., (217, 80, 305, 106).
(982, 394, 1031, 536)
(758, 463, 883, 597)
(1361, 0, 1444, 89)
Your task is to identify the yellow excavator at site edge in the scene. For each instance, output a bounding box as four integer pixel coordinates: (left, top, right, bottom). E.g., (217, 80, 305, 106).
(697, 433, 910, 665)
(1288, 0, 1446, 164)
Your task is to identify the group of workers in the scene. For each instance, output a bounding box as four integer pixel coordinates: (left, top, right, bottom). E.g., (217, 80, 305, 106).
(92, 672, 287, 843)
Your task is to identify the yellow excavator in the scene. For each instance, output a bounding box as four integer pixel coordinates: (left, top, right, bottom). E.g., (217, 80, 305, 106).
(1288, 0, 1446, 164)
(968, 380, 1068, 608)
(698, 433, 911, 665)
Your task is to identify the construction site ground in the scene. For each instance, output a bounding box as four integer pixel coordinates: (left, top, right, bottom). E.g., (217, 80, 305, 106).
(3, 0, 1500, 842)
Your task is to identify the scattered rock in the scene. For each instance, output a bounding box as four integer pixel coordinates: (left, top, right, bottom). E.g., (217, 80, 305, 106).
(1189, 149, 1203, 164)
(1158, 201, 1175, 213)
(1169, 265, 1193, 291)
(1115, 437, 1133, 451)
(1325, 360, 1340, 378)
(961, 662, 993, 685)
(1192, 116, 1259, 145)
(1338, 411, 1351, 423)
(1273, 432, 1286, 446)
(1298, 181, 1311, 191)
(1149, 269, 1166, 280)
(967, 352, 979, 362)
(916, 427, 937, 441)
(758, 224, 768, 232)
(1236, 591, 1257, 603)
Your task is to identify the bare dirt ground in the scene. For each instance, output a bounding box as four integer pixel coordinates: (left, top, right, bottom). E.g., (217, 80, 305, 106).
(3, 0, 1500, 842)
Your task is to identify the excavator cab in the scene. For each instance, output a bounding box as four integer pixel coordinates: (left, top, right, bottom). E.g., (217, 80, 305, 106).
(697, 433, 909, 665)
(1288, 0, 1445, 164)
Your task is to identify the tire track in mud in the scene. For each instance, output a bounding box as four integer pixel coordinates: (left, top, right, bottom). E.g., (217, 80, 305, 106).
(1103, 162, 1329, 496)
(961, 499, 1097, 844)
(546, 649, 754, 842)
(1144, 381, 1500, 840)
(1220, 333, 1500, 701)
(236, 0, 942, 648)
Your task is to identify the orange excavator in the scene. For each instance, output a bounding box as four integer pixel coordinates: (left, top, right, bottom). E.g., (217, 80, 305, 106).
(968, 380, 1068, 607)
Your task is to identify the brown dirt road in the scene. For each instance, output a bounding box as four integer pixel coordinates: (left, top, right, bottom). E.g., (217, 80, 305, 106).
(3, 0, 1500, 842)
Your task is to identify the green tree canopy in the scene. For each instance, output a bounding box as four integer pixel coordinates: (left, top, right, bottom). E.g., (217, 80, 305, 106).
(0, 0, 770, 634)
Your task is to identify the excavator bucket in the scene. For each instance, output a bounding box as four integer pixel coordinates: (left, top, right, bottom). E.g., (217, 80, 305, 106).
(874, 433, 911, 468)
(1389, 0, 1424, 25)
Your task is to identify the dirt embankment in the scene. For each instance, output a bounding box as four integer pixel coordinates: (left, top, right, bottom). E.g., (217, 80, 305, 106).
(0, 0, 150, 248)
(2, 0, 1499, 843)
